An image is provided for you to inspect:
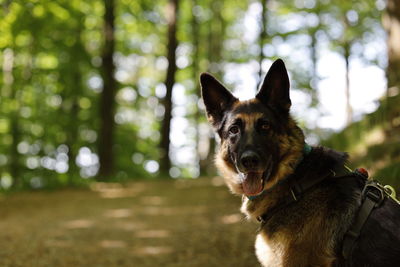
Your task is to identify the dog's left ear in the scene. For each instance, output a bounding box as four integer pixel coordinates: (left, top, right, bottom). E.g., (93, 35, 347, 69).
(256, 59, 291, 112)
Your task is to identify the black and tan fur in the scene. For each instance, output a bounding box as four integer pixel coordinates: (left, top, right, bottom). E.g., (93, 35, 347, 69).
(200, 59, 400, 267)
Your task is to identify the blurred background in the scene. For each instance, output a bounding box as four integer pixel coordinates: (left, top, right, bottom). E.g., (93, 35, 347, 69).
(1, 0, 399, 190)
(0, 0, 400, 191)
(1, 0, 400, 265)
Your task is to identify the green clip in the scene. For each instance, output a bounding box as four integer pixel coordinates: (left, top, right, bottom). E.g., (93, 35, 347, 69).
(384, 185, 400, 204)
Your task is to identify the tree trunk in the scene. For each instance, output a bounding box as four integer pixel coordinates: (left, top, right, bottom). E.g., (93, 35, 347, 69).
(310, 30, 319, 106)
(67, 66, 81, 183)
(5, 46, 33, 189)
(97, 0, 116, 180)
(62, 15, 85, 184)
(3, 47, 20, 189)
(200, 0, 225, 176)
(385, 0, 400, 95)
(159, 0, 179, 176)
(344, 42, 353, 126)
(9, 82, 21, 189)
(191, 0, 205, 176)
(383, 0, 400, 133)
(257, 0, 268, 89)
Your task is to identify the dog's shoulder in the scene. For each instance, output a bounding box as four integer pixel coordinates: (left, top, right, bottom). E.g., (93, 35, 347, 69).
(298, 146, 348, 174)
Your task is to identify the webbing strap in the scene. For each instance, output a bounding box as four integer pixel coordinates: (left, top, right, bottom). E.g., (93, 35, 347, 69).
(342, 181, 386, 259)
(341, 197, 376, 259)
(258, 164, 354, 224)
(290, 164, 351, 202)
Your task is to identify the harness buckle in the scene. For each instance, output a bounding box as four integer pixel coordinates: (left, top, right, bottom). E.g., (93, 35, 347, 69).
(362, 181, 385, 207)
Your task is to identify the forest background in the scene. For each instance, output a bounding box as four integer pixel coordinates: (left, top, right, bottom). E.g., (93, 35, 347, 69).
(1, 0, 400, 191)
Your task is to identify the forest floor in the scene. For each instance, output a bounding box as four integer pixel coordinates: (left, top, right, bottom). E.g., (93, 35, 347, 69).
(0, 177, 259, 267)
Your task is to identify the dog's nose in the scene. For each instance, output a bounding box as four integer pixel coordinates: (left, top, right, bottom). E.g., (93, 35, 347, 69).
(240, 151, 260, 170)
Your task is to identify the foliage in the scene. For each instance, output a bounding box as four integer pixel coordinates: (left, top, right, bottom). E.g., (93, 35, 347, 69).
(0, 0, 393, 190)
(322, 94, 400, 190)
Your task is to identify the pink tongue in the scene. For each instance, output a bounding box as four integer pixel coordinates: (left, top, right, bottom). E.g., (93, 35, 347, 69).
(242, 172, 263, 196)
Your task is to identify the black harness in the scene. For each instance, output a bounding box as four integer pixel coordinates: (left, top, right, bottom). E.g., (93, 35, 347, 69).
(341, 179, 398, 259)
(256, 164, 356, 224)
(256, 163, 398, 260)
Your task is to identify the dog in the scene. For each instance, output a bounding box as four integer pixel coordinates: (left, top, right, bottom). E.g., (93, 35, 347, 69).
(200, 59, 400, 267)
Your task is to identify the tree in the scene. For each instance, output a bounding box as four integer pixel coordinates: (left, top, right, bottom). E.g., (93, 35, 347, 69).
(258, 0, 269, 88)
(4, 48, 22, 189)
(385, 0, 400, 95)
(190, 0, 204, 175)
(199, 0, 226, 176)
(97, 0, 117, 180)
(383, 0, 400, 132)
(326, 0, 380, 126)
(159, 0, 179, 176)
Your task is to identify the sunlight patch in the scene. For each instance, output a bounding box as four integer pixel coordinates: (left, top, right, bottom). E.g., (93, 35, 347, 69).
(352, 127, 385, 157)
(140, 196, 164, 205)
(115, 222, 145, 231)
(104, 208, 132, 218)
(220, 214, 242, 224)
(143, 206, 206, 216)
(99, 240, 127, 248)
(90, 182, 145, 199)
(132, 246, 173, 255)
(63, 219, 94, 229)
(135, 229, 170, 238)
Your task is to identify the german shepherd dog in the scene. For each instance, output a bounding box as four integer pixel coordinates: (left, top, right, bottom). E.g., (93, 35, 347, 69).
(200, 59, 400, 267)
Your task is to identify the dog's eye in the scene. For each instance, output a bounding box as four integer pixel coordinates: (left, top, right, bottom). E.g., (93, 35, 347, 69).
(228, 125, 240, 135)
(260, 121, 270, 131)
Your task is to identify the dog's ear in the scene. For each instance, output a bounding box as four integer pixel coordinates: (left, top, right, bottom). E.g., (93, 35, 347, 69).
(256, 59, 291, 111)
(200, 73, 237, 128)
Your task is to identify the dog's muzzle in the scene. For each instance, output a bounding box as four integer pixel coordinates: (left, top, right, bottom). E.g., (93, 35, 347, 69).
(237, 150, 271, 197)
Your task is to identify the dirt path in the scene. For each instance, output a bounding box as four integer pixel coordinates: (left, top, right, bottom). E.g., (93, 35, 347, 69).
(0, 177, 259, 267)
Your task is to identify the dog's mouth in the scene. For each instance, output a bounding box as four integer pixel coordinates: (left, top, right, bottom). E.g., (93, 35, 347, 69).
(239, 172, 264, 196)
(238, 158, 273, 196)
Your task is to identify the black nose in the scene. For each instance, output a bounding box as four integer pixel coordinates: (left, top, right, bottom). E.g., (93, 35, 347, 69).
(240, 151, 260, 170)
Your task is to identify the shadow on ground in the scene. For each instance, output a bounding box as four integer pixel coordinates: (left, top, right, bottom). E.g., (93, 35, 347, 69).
(0, 177, 259, 267)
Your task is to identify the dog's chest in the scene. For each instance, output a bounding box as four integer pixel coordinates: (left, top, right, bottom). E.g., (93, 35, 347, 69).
(255, 233, 285, 267)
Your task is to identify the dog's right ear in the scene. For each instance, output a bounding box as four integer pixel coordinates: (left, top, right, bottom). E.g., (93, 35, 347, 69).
(200, 73, 237, 129)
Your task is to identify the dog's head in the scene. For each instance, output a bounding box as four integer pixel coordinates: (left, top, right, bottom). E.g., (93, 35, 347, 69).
(200, 59, 305, 196)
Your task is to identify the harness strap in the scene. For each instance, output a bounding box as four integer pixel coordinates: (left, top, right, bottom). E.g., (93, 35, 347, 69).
(257, 164, 354, 224)
(290, 164, 350, 201)
(342, 181, 387, 259)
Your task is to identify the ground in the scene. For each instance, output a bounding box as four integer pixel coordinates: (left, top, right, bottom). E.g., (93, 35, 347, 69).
(0, 177, 259, 267)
